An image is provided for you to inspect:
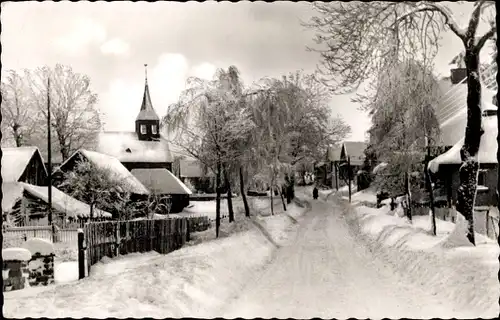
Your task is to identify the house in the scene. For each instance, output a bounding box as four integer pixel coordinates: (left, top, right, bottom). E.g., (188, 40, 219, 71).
(53, 149, 150, 196)
(172, 157, 215, 193)
(1, 147, 111, 225)
(339, 141, 367, 190)
(2, 147, 48, 222)
(316, 146, 341, 188)
(6, 183, 111, 226)
(428, 104, 497, 208)
(427, 57, 498, 208)
(2, 147, 48, 187)
(95, 66, 173, 172)
(131, 168, 192, 213)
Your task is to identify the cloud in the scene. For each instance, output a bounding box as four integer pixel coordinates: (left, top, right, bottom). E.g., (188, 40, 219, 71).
(100, 38, 130, 56)
(102, 53, 191, 131)
(55, 18, 107, 55)
(190, 62, 217, 80)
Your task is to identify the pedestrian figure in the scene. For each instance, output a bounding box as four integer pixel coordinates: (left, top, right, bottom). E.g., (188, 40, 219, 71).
(313, 186, 318, 200)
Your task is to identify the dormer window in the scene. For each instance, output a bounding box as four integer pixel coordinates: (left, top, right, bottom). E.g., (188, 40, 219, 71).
(140, 124, 146, 134)
(152, 125, 157, 134)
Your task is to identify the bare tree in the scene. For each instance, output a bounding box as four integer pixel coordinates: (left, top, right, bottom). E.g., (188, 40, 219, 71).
(25, 64, 102, 161)
(305, 1, 496, 245)
(1, 69, 41, 147)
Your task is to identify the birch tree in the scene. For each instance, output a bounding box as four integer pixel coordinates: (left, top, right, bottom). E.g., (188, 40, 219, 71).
(305, 1, 496, 245)
(163, 66, 255, 236)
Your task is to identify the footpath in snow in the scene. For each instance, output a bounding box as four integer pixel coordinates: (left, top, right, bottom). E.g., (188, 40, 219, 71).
(3, 196, 309, 318)
(220, 196, 482, 319)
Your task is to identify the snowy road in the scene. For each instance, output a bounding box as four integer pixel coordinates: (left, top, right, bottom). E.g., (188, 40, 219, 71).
(221, 197, 471, 319)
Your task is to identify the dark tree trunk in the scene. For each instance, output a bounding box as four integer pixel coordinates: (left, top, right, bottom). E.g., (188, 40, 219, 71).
(279, 186, 287, 211)
(13, 124, 23, 147)
(424, 160, 437, 236)
(224, 169, 234, 223)
(405, 171, 412, 222)
(239, 166, 250, 217)
(456, 49, 483, 246)
(216, 161, 221, 238)
(496, 1, 500, 235)
(285, 174, 292, 204)
(270, 181, 274, 215)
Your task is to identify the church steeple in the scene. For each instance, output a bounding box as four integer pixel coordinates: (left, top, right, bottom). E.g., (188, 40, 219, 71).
(135, 64, 160, 141)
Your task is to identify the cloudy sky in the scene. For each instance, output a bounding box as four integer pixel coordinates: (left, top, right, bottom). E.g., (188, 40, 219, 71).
(1, 1, 485, 142)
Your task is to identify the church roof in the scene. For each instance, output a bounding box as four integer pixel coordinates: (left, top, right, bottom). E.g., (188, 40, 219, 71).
(96, 131, 173, 163)
(131, 168, 192, 195)
(136, 77, 159, 121)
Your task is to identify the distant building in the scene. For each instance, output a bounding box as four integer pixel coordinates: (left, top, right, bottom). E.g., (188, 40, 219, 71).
(317, 142, 367, 190)
(172, 157, 215, 194)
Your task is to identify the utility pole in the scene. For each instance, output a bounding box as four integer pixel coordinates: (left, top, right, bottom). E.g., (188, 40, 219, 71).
(347, 156, 351, 203)
(47, 77, 54, 242)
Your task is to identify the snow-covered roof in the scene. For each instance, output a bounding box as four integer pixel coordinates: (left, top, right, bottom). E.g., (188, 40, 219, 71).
(131, 168, 192, 195)
(96, 131, 173, 163)
(20, 182, 112, 218)
(179, 159, 214, 178)
(1, 146, 47, 182)
(372, 162, 388, 174)
(58, 149, 150, 195)
(428, 114, 497, 173)
(434, 67, 497, 146)
(2, 248, 32, 261)
(326, 146, 342, 162)
(341, 141, 366, 166)
(2, 182, 24, 212)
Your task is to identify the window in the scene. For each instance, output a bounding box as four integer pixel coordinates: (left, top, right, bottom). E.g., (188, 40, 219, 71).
(152, 125, 157, 134)
(478, 169, 487, 186)
(140, 124, 146, 134)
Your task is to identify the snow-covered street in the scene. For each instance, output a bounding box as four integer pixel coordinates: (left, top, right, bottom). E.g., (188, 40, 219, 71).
(221, 197, 477, 319)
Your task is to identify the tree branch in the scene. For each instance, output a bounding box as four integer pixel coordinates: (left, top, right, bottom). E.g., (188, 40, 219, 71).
(397, 2, 466, 40)
(474, 24, 496, 51)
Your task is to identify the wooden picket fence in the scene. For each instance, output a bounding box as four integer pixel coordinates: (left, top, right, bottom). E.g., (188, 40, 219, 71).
(83, 217, 211, 275)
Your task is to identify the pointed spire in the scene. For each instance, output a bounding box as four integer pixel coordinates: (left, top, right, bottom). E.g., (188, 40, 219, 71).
(136, 63, 159, 121)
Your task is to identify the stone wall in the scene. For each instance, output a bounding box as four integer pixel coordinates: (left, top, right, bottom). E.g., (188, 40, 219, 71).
(22, 238, 55, 287)
(2, 248, 31, 292)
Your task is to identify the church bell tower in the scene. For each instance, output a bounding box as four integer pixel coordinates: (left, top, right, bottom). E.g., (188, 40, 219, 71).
(135, 64, 160, 141)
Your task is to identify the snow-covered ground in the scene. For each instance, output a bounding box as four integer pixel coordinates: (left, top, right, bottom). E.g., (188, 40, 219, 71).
(3, 196, 310, 318)
(221, 197, 479, 319)
(342, 199, 499, 317)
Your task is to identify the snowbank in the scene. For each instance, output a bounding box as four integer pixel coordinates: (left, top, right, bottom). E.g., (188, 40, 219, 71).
(3, 248, 32, 261)
(345, 203, 499, 317)
(3, 198, 311, 319)
(22, 238, 55, 256)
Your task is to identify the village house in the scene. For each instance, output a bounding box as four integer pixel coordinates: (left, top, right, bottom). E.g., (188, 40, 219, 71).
(318, 142, 367, 190)
(53, 149, 150, 196)
(2, 147, 111, 226)
(172, 157, 215, 194)
(2, 147, 49, 222)
(428, 57, 497, 205)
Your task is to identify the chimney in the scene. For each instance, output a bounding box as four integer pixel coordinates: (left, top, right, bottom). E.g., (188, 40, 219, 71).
(450, 67, 467, 84)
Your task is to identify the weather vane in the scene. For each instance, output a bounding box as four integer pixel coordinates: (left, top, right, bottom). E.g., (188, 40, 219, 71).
(144, 63, 148, 83)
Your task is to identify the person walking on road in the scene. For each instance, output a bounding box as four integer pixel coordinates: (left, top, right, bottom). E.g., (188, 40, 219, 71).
(313, 186, 319, 200)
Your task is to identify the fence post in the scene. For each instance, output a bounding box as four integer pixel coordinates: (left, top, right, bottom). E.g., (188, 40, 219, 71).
(114, 222, 120, 257)
(78, 229, 85, 280)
